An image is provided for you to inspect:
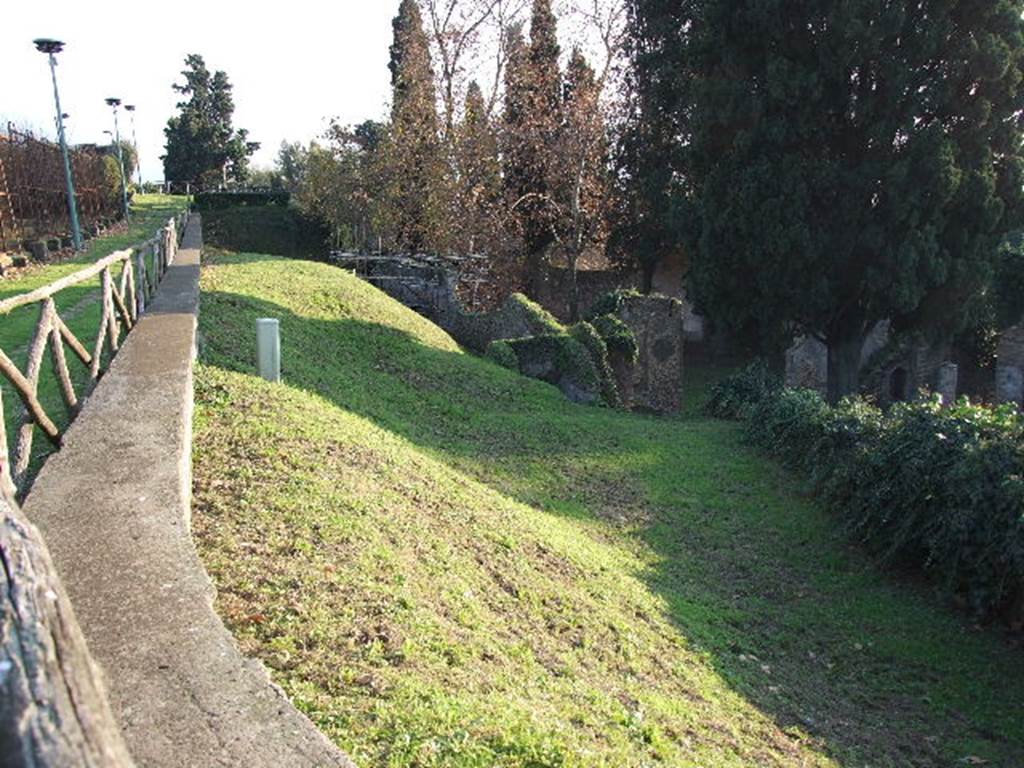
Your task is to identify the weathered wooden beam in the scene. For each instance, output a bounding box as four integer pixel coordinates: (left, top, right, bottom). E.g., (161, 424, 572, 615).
(0, 388, 14, 501)
(54, 313, 92, 367)
(46, 301, 77, 415)
(0, 249, 132, 316)
(0, 489, 135, 767)
(0, 346, 59, 444)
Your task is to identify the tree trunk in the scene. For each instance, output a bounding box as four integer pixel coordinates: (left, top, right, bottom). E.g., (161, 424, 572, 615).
(826, 330, 866, 405)
(0, 491, 134, 768)
(567, 249, 580, 323)
(641, 261, 656, 294)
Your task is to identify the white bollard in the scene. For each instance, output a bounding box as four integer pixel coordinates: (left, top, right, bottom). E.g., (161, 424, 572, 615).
(256, 318, 281, 383)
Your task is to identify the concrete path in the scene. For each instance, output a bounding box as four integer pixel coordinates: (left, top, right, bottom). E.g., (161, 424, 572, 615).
(24, 215, 354, 768)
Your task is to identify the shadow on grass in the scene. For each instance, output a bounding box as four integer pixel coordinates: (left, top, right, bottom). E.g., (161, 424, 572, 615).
(199, 285, 1024, 767)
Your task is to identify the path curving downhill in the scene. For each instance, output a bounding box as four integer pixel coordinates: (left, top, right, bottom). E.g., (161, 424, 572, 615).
(23, 215, 354, 767)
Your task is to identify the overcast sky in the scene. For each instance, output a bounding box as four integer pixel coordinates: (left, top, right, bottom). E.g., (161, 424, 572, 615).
(2, 1, 399, 182)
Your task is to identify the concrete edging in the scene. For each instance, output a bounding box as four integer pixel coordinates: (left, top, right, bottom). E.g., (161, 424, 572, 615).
(24, 214, 354, 768)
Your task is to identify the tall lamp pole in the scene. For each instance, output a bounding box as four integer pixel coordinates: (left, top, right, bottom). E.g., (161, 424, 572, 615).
(124, 104, 142, 189)
(33, 39, 82, 251)
(104, 97, 130, 221)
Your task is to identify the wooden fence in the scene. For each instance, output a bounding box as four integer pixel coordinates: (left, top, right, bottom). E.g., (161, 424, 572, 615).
(0, 210, 189, 498)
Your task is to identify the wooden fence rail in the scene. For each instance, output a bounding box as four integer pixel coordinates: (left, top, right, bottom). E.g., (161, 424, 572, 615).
(0, 211, 189, 498)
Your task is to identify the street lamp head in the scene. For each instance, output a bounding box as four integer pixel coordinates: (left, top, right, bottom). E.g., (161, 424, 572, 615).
(124, 104, 136, 112)
(61, 113, 70, 120)
(105, 97, 121, 107)
(33, 38, 64, 54)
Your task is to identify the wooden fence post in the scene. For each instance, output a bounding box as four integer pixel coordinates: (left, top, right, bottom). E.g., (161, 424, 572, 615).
(0, 490, 135, 767)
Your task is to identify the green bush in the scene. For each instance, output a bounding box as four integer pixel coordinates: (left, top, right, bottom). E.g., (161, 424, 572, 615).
(504, 333, 601, 405)
(485, 340, 519, 371)
(589, 314, 638, 363)
(584, 289, 645, 322)
(453, 293, 565, 353)
(194, 191, 290, 210)
(569, 322, 620, 407)
(709, 365, 1024, 621)
(202, 204, 329, 258)
(705, 360, 779, 420)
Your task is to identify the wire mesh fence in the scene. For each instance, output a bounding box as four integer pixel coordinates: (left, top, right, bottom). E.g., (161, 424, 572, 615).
(0, 124, 124, 251)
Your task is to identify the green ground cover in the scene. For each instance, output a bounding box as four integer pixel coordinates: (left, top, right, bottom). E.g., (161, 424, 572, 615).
(193, 246, 1024, 767)
(1, 194, 189, 486)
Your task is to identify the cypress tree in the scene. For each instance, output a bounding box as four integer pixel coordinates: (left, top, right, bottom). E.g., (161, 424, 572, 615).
(661, 0, 1024, 401)
(162, 54, 256, 188)
(558, 48, 610, 320)
(385, 0, 443, 252)
(504, 1, 563, 268)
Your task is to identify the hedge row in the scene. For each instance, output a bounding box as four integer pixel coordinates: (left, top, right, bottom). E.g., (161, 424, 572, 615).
(709, 363, 1024, 621)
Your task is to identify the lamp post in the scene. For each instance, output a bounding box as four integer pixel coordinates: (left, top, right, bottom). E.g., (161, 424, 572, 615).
(104, 97, 130, 221)
(124, 104, 142, 189)
(33, 38, 82, 250)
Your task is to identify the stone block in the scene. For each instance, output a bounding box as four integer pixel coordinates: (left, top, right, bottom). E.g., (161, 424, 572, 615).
(27, 240, 48, 262)
(616, 295, 684, 413)
(785, 336, 828, 394)
(934, 362, 958, 406)
(46, 237, 61, 252)
(996, 365, 1023, 406)
(11, 252, 29, 268)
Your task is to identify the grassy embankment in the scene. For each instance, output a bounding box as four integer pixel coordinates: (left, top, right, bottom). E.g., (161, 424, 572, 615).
(193, 245, 1024, 767)
(1, 194, 189, 482)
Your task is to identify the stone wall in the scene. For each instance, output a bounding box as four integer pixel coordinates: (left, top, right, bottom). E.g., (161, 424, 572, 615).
(533, 264, 706, 343)
(784, 322, 958, 404)
(997, 325, 1024, 405)
(533, 265, 640, 322)
(615, 296, 685, 413)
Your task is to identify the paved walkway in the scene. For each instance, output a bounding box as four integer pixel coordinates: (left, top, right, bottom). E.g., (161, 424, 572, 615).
(24, 215, 354, 767)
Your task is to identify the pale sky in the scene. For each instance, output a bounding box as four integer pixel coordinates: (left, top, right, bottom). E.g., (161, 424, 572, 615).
(2, 1, 399, 182)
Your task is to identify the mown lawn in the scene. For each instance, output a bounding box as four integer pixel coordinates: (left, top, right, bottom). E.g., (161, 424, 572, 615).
(193, 246, 1024, 767)
(1, 194, 189, 487)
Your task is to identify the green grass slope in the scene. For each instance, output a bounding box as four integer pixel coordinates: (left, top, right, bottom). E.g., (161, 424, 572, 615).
(194, 248, 1024, 767)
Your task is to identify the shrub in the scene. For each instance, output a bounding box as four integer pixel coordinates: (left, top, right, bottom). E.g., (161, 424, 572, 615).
(194, 190, 290, 210)
(584, 289, 644, 321)
(504, 334, 601, 405)
(569, 322, 620, 407)
(705, 360, 779, 420)
(708, 364, 1024, 621)
(590, 314, 638, 363)
(452, 293, 565, 353)
(485, 340, 519, 371)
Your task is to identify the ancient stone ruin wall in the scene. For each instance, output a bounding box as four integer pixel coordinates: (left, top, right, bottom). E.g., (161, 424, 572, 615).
(533, 265, 640, 322)
(615, 296, 685, 413)
(785, 322, 958, 404)
(997, 325, 1024, 405)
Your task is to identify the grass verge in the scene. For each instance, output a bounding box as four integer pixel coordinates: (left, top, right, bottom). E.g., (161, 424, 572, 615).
(1, 194, 189, 487)
(193, 246, 1024, 767)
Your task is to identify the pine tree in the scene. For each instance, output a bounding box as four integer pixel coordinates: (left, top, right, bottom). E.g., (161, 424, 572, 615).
(458, 81, 501, 218)
(384, 0, 444, 252)
(504, 1, 563, 266)
(162, 54, 255, 188)
(557, 48, 611, 320)
(614, 0, 687, 291)
(656, 0, 1024, 401)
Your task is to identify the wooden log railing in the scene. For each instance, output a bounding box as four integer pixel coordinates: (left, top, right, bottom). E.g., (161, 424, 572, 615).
(0, 211, 189, 498)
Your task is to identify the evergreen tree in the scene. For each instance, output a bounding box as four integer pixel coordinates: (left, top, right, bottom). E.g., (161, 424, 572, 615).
(460, 82, 500, 193)
(162, 54, 256, 188)
(504, 0, 563, 265)
(660, 1, 1024, 401)
(384, 0, 444, 252)
(614, 0, 688, 291)
(557, 48, 611, 320)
